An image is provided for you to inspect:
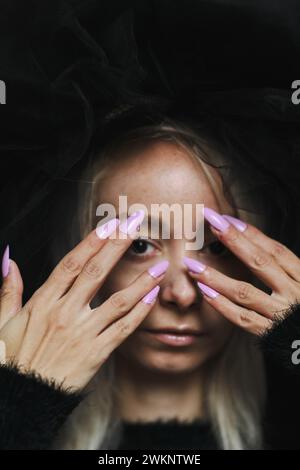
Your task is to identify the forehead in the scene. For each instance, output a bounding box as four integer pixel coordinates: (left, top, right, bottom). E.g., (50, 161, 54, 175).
(98, 140, 231, 214)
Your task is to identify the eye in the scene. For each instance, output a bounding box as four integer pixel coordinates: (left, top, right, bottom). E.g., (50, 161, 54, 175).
(128, 238, 156, 257)
(204, 240, 229, 257)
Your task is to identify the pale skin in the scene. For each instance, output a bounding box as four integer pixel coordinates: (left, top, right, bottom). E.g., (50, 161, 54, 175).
(0, 141, 300, 424)
(0, 225, 167, 390)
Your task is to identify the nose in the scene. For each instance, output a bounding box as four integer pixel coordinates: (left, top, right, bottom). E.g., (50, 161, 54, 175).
(159, 259, 201, 311)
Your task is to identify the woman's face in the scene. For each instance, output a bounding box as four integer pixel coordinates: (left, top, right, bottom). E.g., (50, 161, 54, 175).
(98, 141, 251, 375)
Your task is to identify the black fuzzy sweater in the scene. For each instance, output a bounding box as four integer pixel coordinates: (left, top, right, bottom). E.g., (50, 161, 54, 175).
(1, 303, 300, 450)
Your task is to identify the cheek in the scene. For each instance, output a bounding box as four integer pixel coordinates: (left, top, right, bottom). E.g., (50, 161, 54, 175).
(208, 305, 233, 331)
(212, 256, 252, 282)
(100, 262, 139, 296)
(205, 304, 235, 346)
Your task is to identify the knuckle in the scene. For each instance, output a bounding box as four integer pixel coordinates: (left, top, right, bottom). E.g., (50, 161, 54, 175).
(234, 282, 253, 302)
(221, 226, 240, 244)
(116, 319, 131, 337)
(69, 337, 81, 350)
(61, 255, 82, 276)
(272, 242, 286, 258)
(87, 232, 101, 249)
(202, 267, 213, 282)
(82, 260, 104, 279)
(252, 252, 271, 269)
(110, 292, 129, 313)
(238, 309, 254, 329)
(48, 309, 69, 331)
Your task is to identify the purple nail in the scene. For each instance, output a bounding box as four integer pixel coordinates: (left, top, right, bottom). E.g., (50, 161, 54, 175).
(1, 245, 10, 279)
(119, 210, 145, 235)
(96, 218, 120, 239)
(197, 282, 219, 298)
(222, 214, 247, 232)
(203, 207, 230, 232)
(148, 260, 169, 278)
(183, 256, 206, 273)
(142, 285, 160, 304)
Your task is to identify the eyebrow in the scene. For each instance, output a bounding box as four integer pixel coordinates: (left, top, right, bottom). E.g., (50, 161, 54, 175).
(117, 212, 213, 240)
(117, 212, 167, 226)
(112, 212, 222, 251)
(118, 212, 209, 222)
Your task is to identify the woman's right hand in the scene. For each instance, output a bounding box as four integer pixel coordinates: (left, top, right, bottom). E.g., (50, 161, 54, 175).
(0, 211, 168, 391)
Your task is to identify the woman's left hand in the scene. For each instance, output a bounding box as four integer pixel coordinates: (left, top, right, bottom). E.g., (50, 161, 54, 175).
(184, 209, 300, 336)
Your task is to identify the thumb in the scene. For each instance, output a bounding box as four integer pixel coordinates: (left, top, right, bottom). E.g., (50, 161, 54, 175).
(0, 246, 24, 329)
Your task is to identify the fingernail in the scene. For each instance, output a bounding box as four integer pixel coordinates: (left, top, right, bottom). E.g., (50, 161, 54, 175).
(222, 214, 247, 232)
(119, 210, 145, 235)
(1, 245, 10, 279)
(96, 218, 120, 239)
(142, 285, 160, 304)
(148, 260, 169, 278)
(197, 281, 219, 298)
(183, 256, 206, 273)
(204, 207, 230, 232)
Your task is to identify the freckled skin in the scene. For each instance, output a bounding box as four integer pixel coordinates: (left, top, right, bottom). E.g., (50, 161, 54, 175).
(98, 141, 251, 376)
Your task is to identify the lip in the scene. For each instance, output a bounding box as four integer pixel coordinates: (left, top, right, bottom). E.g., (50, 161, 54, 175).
(144, 327, 203, 336)
(140, 328, 204, 347)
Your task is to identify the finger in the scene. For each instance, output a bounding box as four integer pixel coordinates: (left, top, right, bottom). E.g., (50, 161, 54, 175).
(197, 283, 272, 335)
(185, 262, 287, 319)
(95, 285, 160, 362)
(90, 260, 169, 331)
(65, 210, 145, 307)
(205, 210, 290, 294)
(38, 218, 120, 301)
(223, 215, 300, 283)
(0, 258, 24, 329)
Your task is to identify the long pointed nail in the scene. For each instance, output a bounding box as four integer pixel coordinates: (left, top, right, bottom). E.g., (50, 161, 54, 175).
(142, 285, 160, 304)
(183, 256, 206, 273)
(96, 218, 120, 239)
(148, 260, 169, 278)
(119, 210, 145, 235)
(204, 207, 230, 232)
(1, 245, 10, 279)
(222, 214, 247, 232)
(197, 282, 219, 298)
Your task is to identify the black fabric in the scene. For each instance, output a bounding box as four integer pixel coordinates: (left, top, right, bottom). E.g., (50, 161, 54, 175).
(0, 304, 300, 449)
(0, 360, 84, 450)
(259, 302, 300, 374)
(258, 303, 300, 450)
(119, 419, 218, 450)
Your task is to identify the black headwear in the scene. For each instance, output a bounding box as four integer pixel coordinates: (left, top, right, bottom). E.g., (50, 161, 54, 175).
(1, 0, 300, 298)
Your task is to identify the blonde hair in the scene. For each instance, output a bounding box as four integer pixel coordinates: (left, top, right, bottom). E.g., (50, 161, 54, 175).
(52, 117, 266, 450)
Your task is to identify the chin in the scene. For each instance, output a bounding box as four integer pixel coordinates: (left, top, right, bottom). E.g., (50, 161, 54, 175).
(116, 336, 217, 375)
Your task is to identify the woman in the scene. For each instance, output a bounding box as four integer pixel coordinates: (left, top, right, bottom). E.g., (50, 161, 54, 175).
(1, 117, 300, 450)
